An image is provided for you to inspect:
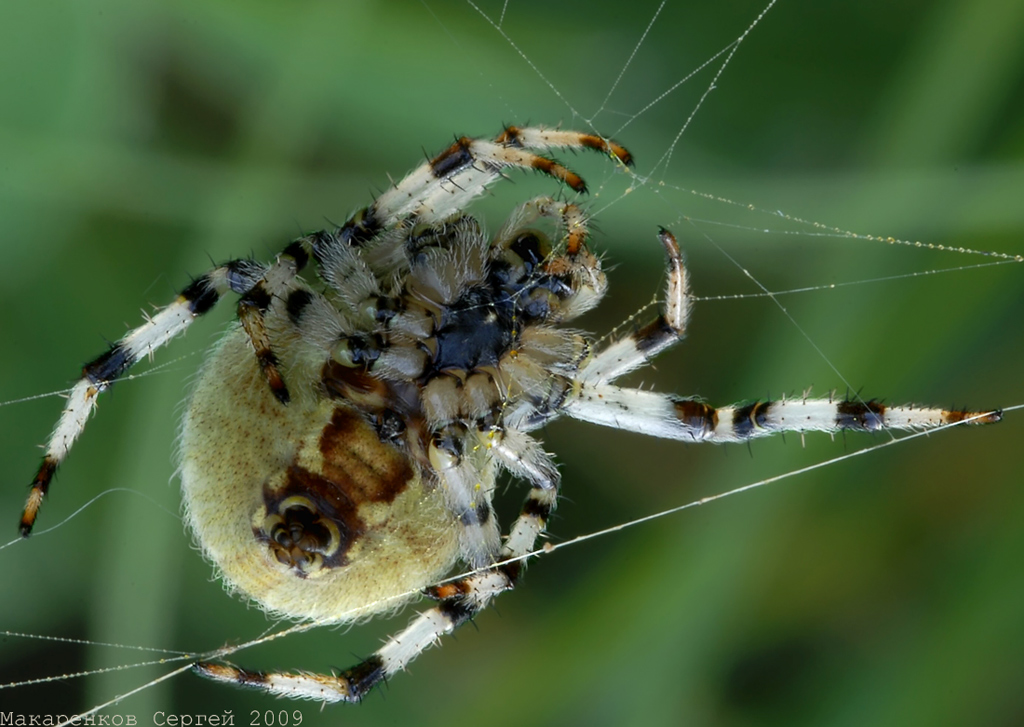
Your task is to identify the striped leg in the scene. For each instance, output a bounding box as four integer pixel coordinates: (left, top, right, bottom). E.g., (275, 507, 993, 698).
(428, 427, 501, 570)
(495, 126, 632, 167)
(562, 383, 1002, 443)
(480, 426, 560, 494)
(234, 241, 311, 404)
(333, 126, 632, 245)
(19, 260, 267, 536)
(579, 228, 691, 384)
(194, 482, 558, 704)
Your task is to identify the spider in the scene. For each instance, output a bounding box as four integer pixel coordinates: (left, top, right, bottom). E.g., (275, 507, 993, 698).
(19, 125, 1001, 703)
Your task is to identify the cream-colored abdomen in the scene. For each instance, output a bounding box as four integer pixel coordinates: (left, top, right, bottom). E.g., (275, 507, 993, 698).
(180, 329, 460, 623)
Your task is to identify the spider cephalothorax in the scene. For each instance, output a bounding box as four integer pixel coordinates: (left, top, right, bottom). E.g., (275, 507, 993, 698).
(19, 126, 1000, 703)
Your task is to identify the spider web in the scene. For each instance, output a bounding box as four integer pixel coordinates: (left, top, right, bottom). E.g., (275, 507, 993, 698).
(1, 0, 1023, 724)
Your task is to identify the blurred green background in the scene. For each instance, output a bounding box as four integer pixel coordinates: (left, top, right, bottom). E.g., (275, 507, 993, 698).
(2, 0, 1023, 725)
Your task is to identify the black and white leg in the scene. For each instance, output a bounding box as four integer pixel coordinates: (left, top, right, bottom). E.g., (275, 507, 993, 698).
(579, 228, 691, 385)
(194, 483, 558, 704)
(234, 241, 314, 404)
(400, 126, 632, 225)
(19, 260, 268, 536)
(494, 126, 632, 167)
(428, 426, 502, 570)
(332, 126, 632, 246)
(479, 425, 560, 495)
(562, 382, 1003, 443)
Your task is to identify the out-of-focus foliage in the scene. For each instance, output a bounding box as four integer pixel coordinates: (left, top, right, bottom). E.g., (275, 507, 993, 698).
(1, 1, 1022, 725)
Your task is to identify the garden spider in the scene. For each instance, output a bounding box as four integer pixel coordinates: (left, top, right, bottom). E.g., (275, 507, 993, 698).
(19, 125, 1001, 703)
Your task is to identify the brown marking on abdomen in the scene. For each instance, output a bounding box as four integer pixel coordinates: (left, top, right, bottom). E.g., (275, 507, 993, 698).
(319, 408, 414, 505)
(258, 465, 368, 573)
(256, 407, 417, 575)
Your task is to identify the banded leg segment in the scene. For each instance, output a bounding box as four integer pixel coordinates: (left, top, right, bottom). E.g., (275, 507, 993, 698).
(193, 569, 514, 703)
(579, 228, 691, 385)
(193, 449, 561, 703)
(563, 383, 1002, 443)
(235, 241, 311, 404)
(494, 196, 591, 256)
(19, 260, 267, 536)
(495, 126, 633, 168)
(327, 126, 631, 248)
(428, 427, 502, 571)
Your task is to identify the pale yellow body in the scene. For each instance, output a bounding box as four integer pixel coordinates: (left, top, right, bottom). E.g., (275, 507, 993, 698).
(180, 329, 461, 623)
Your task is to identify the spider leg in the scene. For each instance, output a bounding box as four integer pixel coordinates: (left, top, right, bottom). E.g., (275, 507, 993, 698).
(317, 126, 630, 254)
(396, 126, 631, 226)
(399, 139, 585, 224)
(495, 126, 633, 168)
(494, 196, 591, 258)
(492, 195, 613, 323)
(234, 242, 310, 404)
(479, 426, 560, 493)
(579, 228, 691, 384)
(19, 260, 267, 536)
(194, 566, 515, 702)
(562, 383, 1003, 443)
(427, 425, 502, 570)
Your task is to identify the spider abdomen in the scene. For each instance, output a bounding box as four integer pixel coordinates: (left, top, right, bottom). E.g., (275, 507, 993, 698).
(180, 329, 460, 623)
